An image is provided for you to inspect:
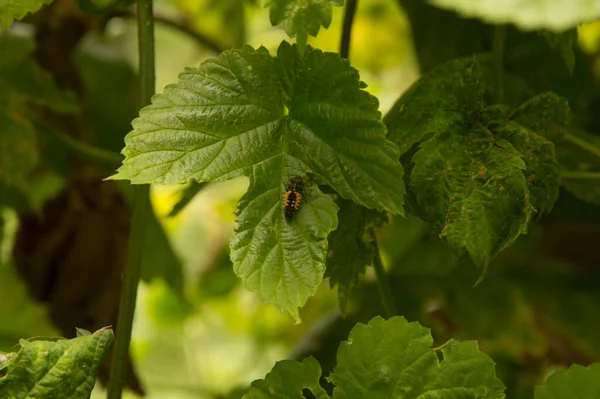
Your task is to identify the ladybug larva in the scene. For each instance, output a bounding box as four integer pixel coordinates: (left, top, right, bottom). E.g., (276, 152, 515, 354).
(283, 176, 304, 221)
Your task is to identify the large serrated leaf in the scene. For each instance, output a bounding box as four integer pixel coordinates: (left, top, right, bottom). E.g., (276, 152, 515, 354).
(0, 0, 54, 28)
(266, 0, 344, 43)
(245, 316, 505, 399)
(0, 327, 114, 399)
(331, 316, 506, 399)
(410, 124, 532, 268)
(112, 41, 405, 318)
(428, 0, 600, 31)
(535, 363, 600, 399)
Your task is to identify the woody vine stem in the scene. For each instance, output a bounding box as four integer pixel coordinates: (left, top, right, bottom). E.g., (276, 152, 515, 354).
(106, 0, 154, 397)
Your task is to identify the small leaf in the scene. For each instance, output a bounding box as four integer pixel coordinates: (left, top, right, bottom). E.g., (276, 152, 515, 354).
(244, 357, 330, 399)
(0, 0, 53, 29)
(535, 363, 600, 399)
(410, 124, 532, 268)
(384, 57, 483, 154)
(329, 316, 506, 399)
(0, 327, 114, 399)
(428, 0, 600, 31)
(266, 0, 344, 46)
(112, 41, 405, 317)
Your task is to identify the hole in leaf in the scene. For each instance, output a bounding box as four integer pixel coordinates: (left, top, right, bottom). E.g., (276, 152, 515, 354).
(302, 388, 316, 399)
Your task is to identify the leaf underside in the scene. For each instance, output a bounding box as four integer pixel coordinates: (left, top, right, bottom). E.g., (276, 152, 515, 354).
(266, 0, 344, 41)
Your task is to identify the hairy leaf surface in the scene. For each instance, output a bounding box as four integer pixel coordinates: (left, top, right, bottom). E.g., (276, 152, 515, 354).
(429, 0, 600, 31)
(509, 92, 571, 142)
(535, 363, 600, 399)
(410, 124, 531, 268)
(112, 41, 404, 318)
(245, 316, 505, 398)
(0, 327, 113, 398)
(330, 316, 505, 398)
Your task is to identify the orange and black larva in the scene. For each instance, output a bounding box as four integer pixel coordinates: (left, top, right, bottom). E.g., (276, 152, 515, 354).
(283, 176, 304, 221)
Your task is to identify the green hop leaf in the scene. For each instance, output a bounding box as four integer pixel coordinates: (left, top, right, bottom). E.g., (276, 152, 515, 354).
(535, 363, 600, 399)
(246, 316, 505, 399)
(244, 357, 329, 399)
(0, 327, 114, 399)
(0, 0, 54, 29)
(330, 316, 506, 398)
(410, 124, 532, 269)
(111, 41, 405, 319)
(385, 58, 483, 154)
(561, 178, 600, 205)
(428, 0, 600, 31)
(266, 0, 344, 49)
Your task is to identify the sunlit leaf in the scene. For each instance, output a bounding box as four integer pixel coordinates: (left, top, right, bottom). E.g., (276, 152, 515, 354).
(111, 41, 405, 318)
(0, 327, 113, 398)
(428, 0, 600, 31)
(330, 316, 506, 398)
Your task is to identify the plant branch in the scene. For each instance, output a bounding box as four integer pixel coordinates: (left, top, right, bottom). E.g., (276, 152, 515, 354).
(109, 11, 224, 54)
(492, 25, 506, 104)
(340, 0, 358, 58)
(561, 171, 600, 181)
(563, 132, 600, 162)
(372, 245, 397, 318)
(50, 129, 123, 168)
(106, 0, 154, 397)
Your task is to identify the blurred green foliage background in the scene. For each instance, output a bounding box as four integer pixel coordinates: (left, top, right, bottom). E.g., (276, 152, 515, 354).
(2, 0, 600, 398)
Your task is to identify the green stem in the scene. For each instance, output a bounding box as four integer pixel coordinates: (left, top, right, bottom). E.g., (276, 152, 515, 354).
(339, 0, 358, 59)
(492, 25, 506, 104)
(106, 0, 155, 397)
(372, 247, 397, 318)
(563, 132, 600, 162)
(50, 130, 123, 167)
(561, 171, 600, 181)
